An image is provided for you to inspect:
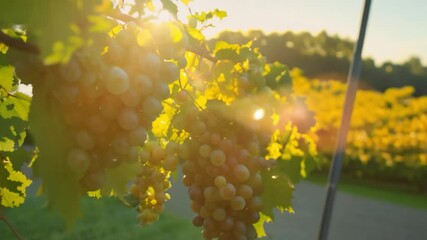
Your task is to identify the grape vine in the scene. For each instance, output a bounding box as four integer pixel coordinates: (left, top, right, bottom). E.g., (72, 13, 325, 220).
(0, 0, 318, 239)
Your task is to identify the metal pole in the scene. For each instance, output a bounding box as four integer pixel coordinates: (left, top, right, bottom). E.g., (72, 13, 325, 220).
(317, 0, 372, 239)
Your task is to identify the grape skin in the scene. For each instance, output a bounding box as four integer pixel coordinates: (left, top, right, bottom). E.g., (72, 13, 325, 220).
(233, 164, 250, 183)
(214, 175, 227, 188)
(11, 22, 196, 236)
(177, 105, 269, 240)
(128, 126, 148, 146)
(105, 66, 130, 95)
(117, 108, 140, 130)
(210, 149, 226, 166)
(67, 148, 91, 179)
(43, 25, 175, 196)
(219, 183, 236, 200)
(130, 142, 179, 225)
(75, 130, 95, 150)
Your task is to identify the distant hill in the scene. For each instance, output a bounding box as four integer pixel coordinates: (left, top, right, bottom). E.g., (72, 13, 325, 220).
(208, 30, 427, 96)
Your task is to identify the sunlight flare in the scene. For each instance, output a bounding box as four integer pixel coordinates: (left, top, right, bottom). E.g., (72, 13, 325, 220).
(253, 108, 265, 120)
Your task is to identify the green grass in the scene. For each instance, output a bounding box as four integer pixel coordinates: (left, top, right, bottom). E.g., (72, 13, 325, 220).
(0, 196, 202, 240)
(306, 172, 427, 210)
(2, 176, 426, 239)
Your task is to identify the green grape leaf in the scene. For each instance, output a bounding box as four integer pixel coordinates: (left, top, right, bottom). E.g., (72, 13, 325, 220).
(29, 80, 82, 227)
(191, 11, 208, 22)
(101, 161, 139, 197)
(265, 62, 291, 91)
(88, 15, 116, 33)
(0, 28, 27, 56)
(260, 165, 294, 219)
(212, 60, 234, 81)
(0, 188, 24, 207)
(0, 42, 7, 54)
(215, 48, 240, 62)
(213, 41, 254, 63)
(0, 138, 14, 152)
(42, 36, 84, 65)
(0, 117, 27, 152)
(192, 9, 227, 23)
(0, 65, 15, 92)
(0, 89, 31, 152)
(0, 0, 111, 64)
(0, 0, 77, 62)
(180, 0, 193, 5)
(87, 189, 101, 199)
(152, 98, 178, 138)
(2, 147, 30, 171)
(188, 28, 205, 41)
(160, 0, 178, 17)
(274, 157, 303, 187)
(212, 9, 227, 20)
(213, 41, 237, 57)
(260, 123, 319, 223)
(0, 157, 32, 208)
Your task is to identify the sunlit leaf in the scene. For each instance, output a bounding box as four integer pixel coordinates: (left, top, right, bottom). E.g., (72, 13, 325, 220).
(0, 158, 32, 207)
(261, 165, 294, 219)
(160, 0, 178, 17)
(0, 0, 112, 64)
(253, 212, 272, 238)
(101, 162, 140, 197)
(0, 65, 15, 92)
(180, 0, 193, 5)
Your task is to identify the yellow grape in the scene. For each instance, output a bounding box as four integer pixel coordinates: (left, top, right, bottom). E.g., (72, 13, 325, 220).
(75, 130, 95, 150)
(139, 52, 161, 78)
(219, 183, 236, 201)
(199, 144, 212, 158)
(128, 126, 148, 146)
(238, 184, 253, 200)
(120, 88, 141, 107)
(230, 196, 246, 211)
(66, 148, 91, 179)
(212, 208, 227, 222)
(82, 170, 106, 191)
(117, 108, 139, 130)
(60, 57, 81, 83)
(210, 149, 226, 166)
(233, 164, 250, 183)
(214, 175, 227, 188)
(105, 66, 130, 95)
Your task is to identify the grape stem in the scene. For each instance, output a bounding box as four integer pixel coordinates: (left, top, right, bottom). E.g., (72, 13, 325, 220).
(0, 31, 39, 55)
(0, 86, 31, 102)
(0, 207, 24, 240)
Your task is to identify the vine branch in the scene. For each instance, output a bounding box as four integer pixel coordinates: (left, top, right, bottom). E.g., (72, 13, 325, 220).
(0, 86, 32, 103)
(0, 207, 24, 240)
(0, 31, 39, 55)
(0, 11, 217, 63)
(107, 11, 217, 62)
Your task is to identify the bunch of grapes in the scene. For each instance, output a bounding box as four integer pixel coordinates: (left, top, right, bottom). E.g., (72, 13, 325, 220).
(175, 102, 271, 240)
(14, 21, 185, 191)
(129, 141, 180, 225)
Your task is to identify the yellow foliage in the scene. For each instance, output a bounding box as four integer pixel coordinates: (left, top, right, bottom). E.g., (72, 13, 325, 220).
(292, 69, 427, 169)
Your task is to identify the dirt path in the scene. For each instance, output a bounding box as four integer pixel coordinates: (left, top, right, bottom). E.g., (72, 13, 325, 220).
(165, 177, 427, 240)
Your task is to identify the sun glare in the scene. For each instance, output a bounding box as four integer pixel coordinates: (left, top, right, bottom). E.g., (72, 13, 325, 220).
(253, 108, 265, 120)
(144, 0, 176, 23)
(156, 9, 174, 22)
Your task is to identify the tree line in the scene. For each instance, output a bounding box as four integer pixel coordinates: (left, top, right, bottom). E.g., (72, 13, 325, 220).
(208, 30, 427, 96)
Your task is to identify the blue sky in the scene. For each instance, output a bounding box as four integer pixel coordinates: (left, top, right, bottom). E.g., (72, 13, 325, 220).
(186, 0, 427, 65)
